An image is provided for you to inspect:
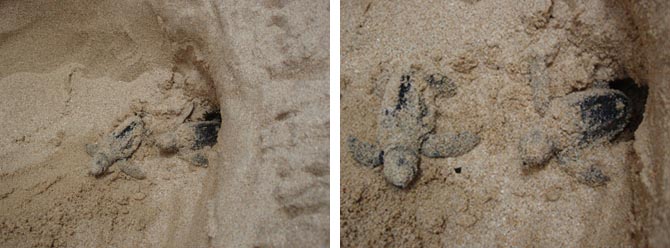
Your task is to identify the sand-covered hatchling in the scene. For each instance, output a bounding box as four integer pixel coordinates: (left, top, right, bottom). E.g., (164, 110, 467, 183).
(86, 115, 146, 178)
(86, 105, 221, 179)
(154, 111, 221, 167)
(519, 86, 632, 186)
(348, 70, 480, 188)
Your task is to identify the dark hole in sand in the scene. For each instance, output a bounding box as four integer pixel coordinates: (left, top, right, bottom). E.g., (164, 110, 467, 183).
(193, 109, 222, 149)
(455, 167, 462, 174)
(609, 78, 648, 141)
(203, 108, 222, 122)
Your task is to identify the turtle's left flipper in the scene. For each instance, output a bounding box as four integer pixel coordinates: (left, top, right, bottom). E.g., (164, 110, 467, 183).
(420, 131, 480, 158)
(347, 136, 383, 167)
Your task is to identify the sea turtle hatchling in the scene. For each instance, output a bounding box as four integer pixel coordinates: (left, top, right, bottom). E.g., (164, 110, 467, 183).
(154, 119, 221, 167)
(86, 115, 145, 178)
(519, 87, 632, 186)
(86, 110, 220, 178)
(348, 70, 481, 188)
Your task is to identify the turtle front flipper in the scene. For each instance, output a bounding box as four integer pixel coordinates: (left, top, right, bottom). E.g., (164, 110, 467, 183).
(346, 136, 383, 167)
(557, 147, 610, 187)
(116, 159, 146, 180)
(420, 131, 480, 158)
(425, 73, 457, 98)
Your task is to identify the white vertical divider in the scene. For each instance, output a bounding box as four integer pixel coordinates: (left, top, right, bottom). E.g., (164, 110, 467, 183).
(329, 0, 341, 246)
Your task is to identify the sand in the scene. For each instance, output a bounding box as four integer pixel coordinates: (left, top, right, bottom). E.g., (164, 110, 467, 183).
(0, 0, 329, 247)
(341, 0, 668, 247)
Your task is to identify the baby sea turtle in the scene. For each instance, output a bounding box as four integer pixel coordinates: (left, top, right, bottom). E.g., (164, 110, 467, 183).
(348, 70, 480, 188)
(155, 119, 220, 167)
(86, 115, 145, 178)
(519, 87, 631, 186)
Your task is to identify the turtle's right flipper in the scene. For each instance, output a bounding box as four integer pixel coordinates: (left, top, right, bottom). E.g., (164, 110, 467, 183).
(346, 136, 383, 168)
(420, 131, 480, 158)
(117, 159, 146, 180)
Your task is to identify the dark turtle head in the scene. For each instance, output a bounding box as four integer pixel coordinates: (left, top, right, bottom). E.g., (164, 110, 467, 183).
(576, 89, 631, 143)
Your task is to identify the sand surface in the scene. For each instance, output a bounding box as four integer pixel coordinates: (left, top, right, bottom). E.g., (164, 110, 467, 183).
(341, 0, 665, 246)
(0, 0, 329, 247)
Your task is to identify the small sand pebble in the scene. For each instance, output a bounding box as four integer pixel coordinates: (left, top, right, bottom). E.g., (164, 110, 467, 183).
(416, 206, 446, 234)
(117, 196, 129, 205)
(133, 192, 146, 201)
(544, 187, 562, 202)
(455, 213, 478, 228)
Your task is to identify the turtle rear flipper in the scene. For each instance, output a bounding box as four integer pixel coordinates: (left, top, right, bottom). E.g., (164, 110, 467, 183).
(420, 131, 480, 158)
(346, 136, 383, 167)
